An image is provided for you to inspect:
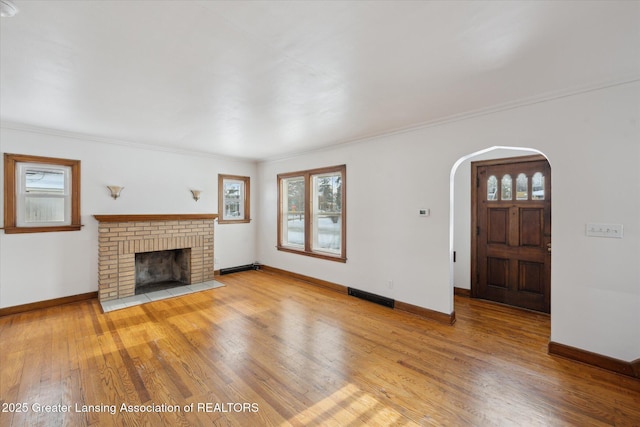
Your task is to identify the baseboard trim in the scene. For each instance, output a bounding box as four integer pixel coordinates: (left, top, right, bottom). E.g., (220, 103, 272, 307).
(261, 265, 455, 325)
(454, 287, 471, 297)
(0, 292, 98, 317)
(395, 301, 456, 325)
(548, 341, 640, 379)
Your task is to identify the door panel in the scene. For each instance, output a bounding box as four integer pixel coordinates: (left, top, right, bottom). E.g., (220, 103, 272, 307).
(472, 155, 551, 313)
(487, 257, 509, 288)
(520, 208, 543, 247)
(488, 208, 509, 244)
(518, 261, 544, 293)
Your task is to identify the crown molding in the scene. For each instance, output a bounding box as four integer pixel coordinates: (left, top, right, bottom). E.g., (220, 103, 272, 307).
(0, 121, 259, 164)
(2, 76, 638, 164)
(260, 75, 640, 163)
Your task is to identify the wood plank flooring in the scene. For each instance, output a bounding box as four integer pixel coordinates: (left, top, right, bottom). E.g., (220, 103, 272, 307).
(1, 270, 639, 426)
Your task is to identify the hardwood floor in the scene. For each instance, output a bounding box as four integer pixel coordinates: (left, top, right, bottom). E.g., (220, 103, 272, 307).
(1, 270, 639, 426)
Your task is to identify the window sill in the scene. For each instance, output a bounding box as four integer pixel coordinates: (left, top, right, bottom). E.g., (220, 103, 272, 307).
(277, 245, 347, 263)
(3, 225, 82, 234)
(218, 219, 251, 224)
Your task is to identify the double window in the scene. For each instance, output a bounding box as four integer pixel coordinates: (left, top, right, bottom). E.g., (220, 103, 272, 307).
(3, 153, 81, 234)
(277, 165, 346, 262)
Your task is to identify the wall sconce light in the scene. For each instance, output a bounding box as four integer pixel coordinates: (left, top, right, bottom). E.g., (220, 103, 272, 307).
(190, 189, 202, 201)
(107, 185, 124, 200)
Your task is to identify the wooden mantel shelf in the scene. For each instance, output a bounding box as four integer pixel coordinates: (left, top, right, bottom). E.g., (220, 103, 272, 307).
(93, 214, 218, 222)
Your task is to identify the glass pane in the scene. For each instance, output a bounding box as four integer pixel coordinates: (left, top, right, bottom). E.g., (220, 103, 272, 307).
(18, 163, 71, 226)
(282, 177, 305, 247)
(223, 180, 243, 220)
(25, 168, 65, 194)
(501, 175, 512, 200)
(516, 173, 528, 200)
(312, 173, 342, 254)
(487, 175, 498, 201)
(532, 172, 545, 200)
(24, 196, 66, 223)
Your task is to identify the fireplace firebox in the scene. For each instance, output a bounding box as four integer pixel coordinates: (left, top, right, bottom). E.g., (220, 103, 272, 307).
(135, 248, 191, 294)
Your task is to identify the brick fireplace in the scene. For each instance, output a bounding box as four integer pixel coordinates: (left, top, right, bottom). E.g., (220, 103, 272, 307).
(94, 214, 216, 302)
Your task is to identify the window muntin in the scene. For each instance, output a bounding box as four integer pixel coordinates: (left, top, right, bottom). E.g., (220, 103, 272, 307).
(277, 165, 346, 262)
(3, 153, 81, 234)
(218, 174, 250, 224)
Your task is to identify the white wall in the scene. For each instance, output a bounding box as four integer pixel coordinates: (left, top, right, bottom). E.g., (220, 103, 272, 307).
(0, 127, 258, 308)
(257, 82, 640, 362)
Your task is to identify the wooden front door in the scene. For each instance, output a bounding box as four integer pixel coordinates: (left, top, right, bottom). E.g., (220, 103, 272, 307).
(471, 155, 551, 313)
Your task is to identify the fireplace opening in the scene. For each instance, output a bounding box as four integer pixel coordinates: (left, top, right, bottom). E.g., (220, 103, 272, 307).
(135, 249, 191, 294)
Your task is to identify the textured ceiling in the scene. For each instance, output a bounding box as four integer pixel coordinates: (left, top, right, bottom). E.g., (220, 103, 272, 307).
(1, 1, 639, 160)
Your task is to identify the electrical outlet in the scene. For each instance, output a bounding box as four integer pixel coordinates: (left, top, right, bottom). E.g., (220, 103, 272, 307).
(586, 223, 623, 238)
(387, 280, 394, 289)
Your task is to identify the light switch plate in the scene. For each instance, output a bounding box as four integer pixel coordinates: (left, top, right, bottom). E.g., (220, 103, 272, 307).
(586, 223, 623, 238)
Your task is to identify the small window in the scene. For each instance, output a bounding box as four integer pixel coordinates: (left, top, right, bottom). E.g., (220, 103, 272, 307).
(277, 165, 346, 262)
(501, 174, 512, 200)
(218, 174, 250, 224)
(532, 172, 545, 200)
(516, 173, 528, 200)
(3, 153, 81, 234)
(18, 163, 71, 226)
(487, 175, 498, 201)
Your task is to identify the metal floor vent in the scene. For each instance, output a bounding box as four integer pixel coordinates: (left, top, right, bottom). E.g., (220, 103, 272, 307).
(348, 287, 395, 308)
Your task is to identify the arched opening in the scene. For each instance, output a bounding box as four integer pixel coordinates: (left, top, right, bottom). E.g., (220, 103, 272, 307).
(449, 146, 551, 313)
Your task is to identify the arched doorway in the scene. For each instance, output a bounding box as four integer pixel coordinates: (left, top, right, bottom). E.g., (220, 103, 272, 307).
(449, 146, 552, 313)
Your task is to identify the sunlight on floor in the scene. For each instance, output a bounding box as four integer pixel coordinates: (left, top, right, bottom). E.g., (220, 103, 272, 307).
(285, 383, 411, 426)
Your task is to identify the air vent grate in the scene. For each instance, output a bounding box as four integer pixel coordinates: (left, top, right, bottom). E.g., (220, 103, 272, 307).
(348, 287, 394, 308)
(220, 264, 255, 275)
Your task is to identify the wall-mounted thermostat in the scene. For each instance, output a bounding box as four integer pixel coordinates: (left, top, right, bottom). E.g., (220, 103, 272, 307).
(419, 209, 430, 217)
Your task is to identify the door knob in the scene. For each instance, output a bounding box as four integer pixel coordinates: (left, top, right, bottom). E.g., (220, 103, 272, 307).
(547, 243, 551, 253)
